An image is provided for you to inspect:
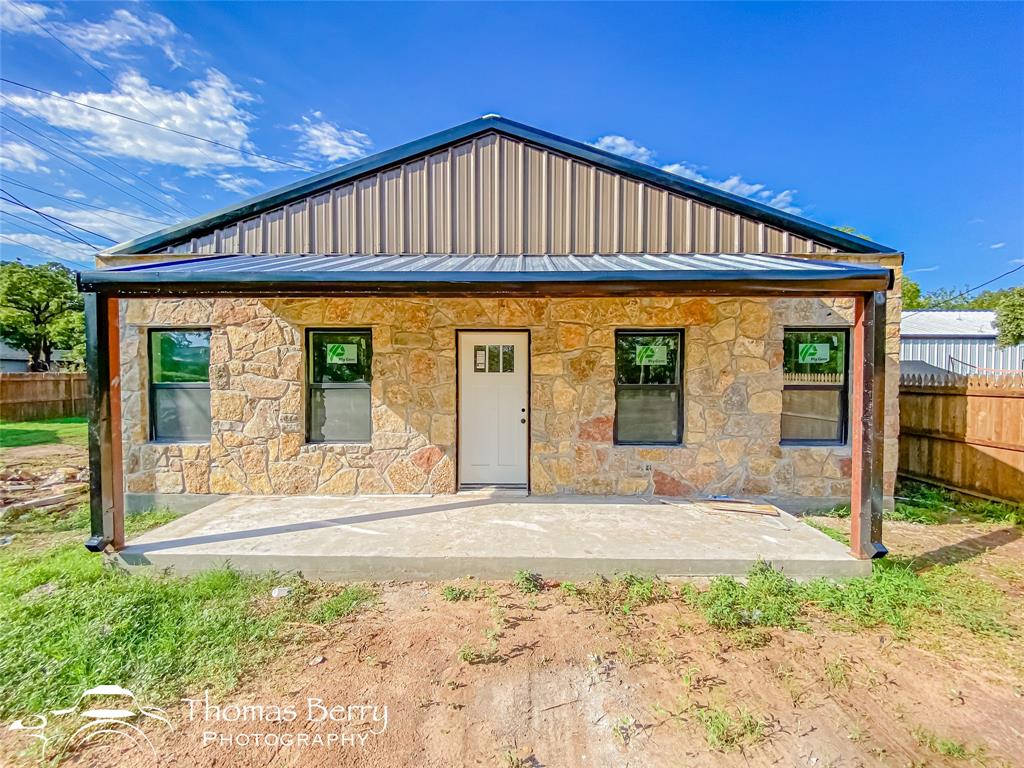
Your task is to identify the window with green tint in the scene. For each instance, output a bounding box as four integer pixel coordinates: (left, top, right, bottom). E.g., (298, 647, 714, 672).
(614, 331, 683, 445)
(307, 330, 372, 443)
(148, 330, 211, 442)
(782, 328, 849, 444)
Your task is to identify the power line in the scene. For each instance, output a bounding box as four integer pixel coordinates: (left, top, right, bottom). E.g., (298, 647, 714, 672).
(1, 76, 309, 171)
(3, 114, 189, 219)
(1, 190, 115, 244)
(1, 123, 184, 220)
(903, 263, 1023, 318)
(1, 209, 100, 253)
(4, 111, 197, 217)
(0, 234, 86, 270)
(2, 179, 171, 226)
(7, 0, 236, 198)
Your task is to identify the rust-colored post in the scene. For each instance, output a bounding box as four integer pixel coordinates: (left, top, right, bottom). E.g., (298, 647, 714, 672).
(850, 292, 886, 560)
(107, 297, 125, 549)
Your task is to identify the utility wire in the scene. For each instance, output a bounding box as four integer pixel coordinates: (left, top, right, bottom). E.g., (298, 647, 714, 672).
(3, 114, 189, 219)
(1, 208, 100, 252)
(2, 179, 171, 226)
(7, 0, 240, 198)
(903, 263, 1023, 318)
(0, 234, 86, 270)
(2, 77, 309, 171)
(1, 190, 115, 244)
(3, 111, 196, 217)
(1, 123, 184, 220)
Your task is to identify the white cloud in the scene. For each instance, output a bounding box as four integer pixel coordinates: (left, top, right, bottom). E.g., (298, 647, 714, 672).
(0, 140, 49, 173)
(1, 197, 166, 244)
(907, 265, 940, 273)
(0, 0, 190, 68)
(594, 134, 803, 215)
(589, 135, 656, 165)
(0, 232, 98, 263)
(2, 69, 280, 172)
(207, 173, 262, 196)
(990, 242, 1006, 249)
(290, 112, 372, 164)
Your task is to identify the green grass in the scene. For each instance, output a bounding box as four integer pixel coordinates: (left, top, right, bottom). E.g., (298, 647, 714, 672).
(440, 585, 477, 602)
(0, 509, 372, 721)
(562, 572, 672, 616)
(512, 569, 544, 594)
(692, 705, 767, 751)
(308, 585, 376, 623)
(0, 416, 88, 449)
(812, 480, 1023, 527)
(684, 559, 1014, 638)
(913, 728, 986, 760)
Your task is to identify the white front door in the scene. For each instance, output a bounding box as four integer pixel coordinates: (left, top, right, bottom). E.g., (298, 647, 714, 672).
(458, 331, 529, 487)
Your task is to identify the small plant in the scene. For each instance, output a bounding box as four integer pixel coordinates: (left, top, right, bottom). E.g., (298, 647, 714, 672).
(692, 705, 767, 751)
(611, 715, 639, 745)
(309, 584, 376, 624)
(441, 585, 476, 602)
(696, 561, 804, 629)
(513, 570, 544, 594)
(731, 627, 772, 649)
(824, 656, 850, 689)
(559, 581, 581, 598)
(912, 727, 985, 760)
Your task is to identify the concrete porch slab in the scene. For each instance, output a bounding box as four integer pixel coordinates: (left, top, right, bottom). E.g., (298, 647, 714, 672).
(111, 494, 870, 581)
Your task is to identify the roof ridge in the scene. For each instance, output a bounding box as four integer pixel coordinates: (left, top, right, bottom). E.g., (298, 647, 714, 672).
(105, 116, 898, 256)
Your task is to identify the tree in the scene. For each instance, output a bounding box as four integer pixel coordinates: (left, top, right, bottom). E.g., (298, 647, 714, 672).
(902, 276, 925, 309)
(0, 262, 85, 370)
(994, 287, 1024, 347)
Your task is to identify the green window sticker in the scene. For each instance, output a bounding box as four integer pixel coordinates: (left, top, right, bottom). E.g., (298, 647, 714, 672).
(326, 343, 358, 365)
(635, 344, 668, 366)
(797, 343, 830, 364)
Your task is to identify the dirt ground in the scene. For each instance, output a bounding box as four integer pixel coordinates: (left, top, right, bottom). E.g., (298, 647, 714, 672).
(0, 515, 1009, 768)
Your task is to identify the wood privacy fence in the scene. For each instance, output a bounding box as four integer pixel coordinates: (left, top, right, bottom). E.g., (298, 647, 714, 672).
(0, 373, 88, 422)
(899, 372, 1024, 503)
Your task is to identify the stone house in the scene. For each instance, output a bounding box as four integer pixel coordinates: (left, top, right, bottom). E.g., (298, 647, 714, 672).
(79, 116, 900, 560)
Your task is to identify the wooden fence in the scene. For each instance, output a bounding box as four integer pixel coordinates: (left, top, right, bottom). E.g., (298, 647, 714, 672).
(899, 372, 1023, 503)
(0, 372, 88, 422)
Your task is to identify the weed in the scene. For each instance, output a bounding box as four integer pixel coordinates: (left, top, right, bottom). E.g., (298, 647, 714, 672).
(308, 585, 376, 623)
(440, 585, 476, 602)
(513, 570, 544, 594)
(611, 715, 639, 745)
(913, 727, 986, 760)
(578, 573, 672, 617)
(559, 581, 581, 598)
(731, 627, 772, 649)
(824, 656, 850, 689)
(695, 561, 804, 629)
(457, 638, 500, 665)
(692, 705, 767, 751)
(805, 520, 850, 545)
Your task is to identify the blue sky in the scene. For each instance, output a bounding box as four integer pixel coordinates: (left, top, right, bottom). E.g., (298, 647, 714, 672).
(1, 1, 1021, 292)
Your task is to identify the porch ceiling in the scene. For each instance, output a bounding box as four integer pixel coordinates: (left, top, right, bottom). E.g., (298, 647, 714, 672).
(78, 252, 893, 298)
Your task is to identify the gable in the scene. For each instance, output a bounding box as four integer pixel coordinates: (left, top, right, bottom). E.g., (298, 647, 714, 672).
(111, 118, 893, 258)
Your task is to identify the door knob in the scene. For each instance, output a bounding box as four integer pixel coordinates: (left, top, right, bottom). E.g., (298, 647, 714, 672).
(521, 418, 527, 424)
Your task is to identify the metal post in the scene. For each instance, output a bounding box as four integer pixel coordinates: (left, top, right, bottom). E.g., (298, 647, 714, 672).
(850, 292, 887, 560)
(83, 294, 124, 552)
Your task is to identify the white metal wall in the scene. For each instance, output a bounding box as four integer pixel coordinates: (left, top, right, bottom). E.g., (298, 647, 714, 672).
(901, 336, 1024, 374)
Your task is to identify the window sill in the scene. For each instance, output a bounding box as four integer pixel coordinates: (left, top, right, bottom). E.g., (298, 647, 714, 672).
(146, 438, 210, 446)
(302, 441, 372, 449)
(780, 440, 850, 452)
(614, 442, 686, 448)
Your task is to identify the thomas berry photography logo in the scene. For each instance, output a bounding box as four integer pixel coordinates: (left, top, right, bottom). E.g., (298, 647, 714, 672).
(8, 684, 173, 761)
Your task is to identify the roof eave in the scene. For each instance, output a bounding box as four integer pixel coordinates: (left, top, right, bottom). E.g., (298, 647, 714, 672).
(105, 116, 897, 257)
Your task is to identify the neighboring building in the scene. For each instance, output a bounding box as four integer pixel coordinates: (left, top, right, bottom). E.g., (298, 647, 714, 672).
(77, 116, 901, 560)
(901, 310, 1024, 375)
(0, 340, 70, 372)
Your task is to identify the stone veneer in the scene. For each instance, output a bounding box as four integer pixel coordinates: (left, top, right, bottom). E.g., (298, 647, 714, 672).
(120, 273, 901, 508)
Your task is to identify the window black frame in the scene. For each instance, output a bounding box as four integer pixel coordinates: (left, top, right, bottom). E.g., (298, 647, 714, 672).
(613, 328, 685, 446)
(305, 327, 373, 444)
(147, 327, 212, 443)
(780, 326, 851, 447)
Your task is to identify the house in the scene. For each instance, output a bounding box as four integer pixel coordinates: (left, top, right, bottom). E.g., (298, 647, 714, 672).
(77, 116, 901, 565)
(901, 310, 1024, 375)
(0, 340, 70, 372)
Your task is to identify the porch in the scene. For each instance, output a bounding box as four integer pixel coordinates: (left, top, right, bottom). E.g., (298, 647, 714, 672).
(112, 494, 869, 580)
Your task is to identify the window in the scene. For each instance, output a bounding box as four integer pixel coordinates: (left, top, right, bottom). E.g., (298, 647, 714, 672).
(307, 329, 372, 443)
(781, 328, 849, 444)
(148, 329, 211, 442)
(614, 330, 683, 445)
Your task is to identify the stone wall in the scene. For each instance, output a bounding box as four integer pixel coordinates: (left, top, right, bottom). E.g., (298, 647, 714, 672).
(119, 284, 900, 506)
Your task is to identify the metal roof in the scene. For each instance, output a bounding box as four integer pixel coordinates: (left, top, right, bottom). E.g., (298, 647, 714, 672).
(105, 116, 897, 257)
(901, 310, 997, 337)
(78, 252, 892, 297)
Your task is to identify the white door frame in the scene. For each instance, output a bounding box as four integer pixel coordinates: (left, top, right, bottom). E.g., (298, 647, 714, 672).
(456, 329, 530, 489)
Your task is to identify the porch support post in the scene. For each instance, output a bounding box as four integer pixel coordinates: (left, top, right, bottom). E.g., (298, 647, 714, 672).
(84, 294, 125, 552)
(849, 291, 887, 560)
